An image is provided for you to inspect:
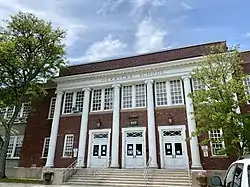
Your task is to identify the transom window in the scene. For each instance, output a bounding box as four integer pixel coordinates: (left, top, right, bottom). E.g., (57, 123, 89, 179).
(155, 80, 183, 106)
(91, 88, 113, 112)
(163, 130, 182, 137)
(126, 131, 143, 138)
(209, 129, 225, 156)
(93, 133, 108, 139)
(122, 84, 146, 109)
(6, 136, 24, 159)
(63, 134, 74, 157)
(42, 137, 50, 158)
(63, 91, 84, 114)
(48, 97, 56, 119)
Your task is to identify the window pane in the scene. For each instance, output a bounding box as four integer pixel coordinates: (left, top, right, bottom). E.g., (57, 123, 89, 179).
(92, 89, 102, 111)
(170, 80, 183, 104)
(210, 129, 224, 155)
(192, 79, 206, 91)
(7, 137, 15, 158)
(0, 108, 6, 118)
(127, 144, 133, 156)
(93, 145, 99, 156)
(49, 98, 56, 119)
(175, 143, 183, 155)
(64, 135, 74, 157)
(104, 88, 113, 110)
(22, 103, 31, 118)
(135, 84, 146, 107)
(225, 165, 236, 187)
(42, 138, 50, 158)
(13, 136, 23, 158)
(64, 92, 73, 114)
(123, 86, 132, 108)
(234, 164, 243, 187)
(165, 143, 172, 156)
(136, 144, 142, 156)
(6, 107, 14, 119)
(155, 82, 167, 106)
(75, 91, 84, 112)
(101, 145, 107, 156)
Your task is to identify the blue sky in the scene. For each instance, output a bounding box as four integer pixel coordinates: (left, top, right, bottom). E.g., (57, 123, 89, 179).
(0, 0, 250, 65)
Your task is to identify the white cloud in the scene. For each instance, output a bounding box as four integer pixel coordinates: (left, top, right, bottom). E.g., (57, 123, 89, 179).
(135, 18, 168, 53)
(181, 1, 193, 10)
(0, 0, 86, 47)
(244, 32, 250, 38)
(69, 35, 127, 63)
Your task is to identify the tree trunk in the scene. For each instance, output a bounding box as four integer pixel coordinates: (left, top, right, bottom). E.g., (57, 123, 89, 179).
(0, 130, 10, 178)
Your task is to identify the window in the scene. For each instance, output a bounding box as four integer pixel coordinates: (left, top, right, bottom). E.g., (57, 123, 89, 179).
(192, 79, 206, 91)
(48, 97, 56, 119)
(104, 88, 113, 110)
(62, 91, 85, 114)
(155, 80, 183, 106)
(91, 88, 113, 112)
(63, 92, 74, 114)
(245, 77, 250, 103)
(6, 107, 14, 119)
(42, 137, 50, 158)
(21, 102, 31, 118)
(6, 136, 24, 159)
(224, 164, 244, 187)
(63, 134, 74, 157)
(155, 82, 168, 106)
(209, 129, 225, 156)
(122, 84, 146, 109)
(135, 84, 146, 107)
(170, 80, 183, 104)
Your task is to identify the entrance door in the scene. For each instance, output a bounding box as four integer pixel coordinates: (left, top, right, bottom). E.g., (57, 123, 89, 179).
(161, 129, 187, 169)
(89, 132, 109, 168)
(124, 130, 145, 168)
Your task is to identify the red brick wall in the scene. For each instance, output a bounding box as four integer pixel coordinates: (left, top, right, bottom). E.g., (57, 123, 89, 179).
(19, 88, 55, 167)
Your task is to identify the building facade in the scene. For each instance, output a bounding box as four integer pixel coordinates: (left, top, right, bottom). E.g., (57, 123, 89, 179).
(18, 41, 250, 170)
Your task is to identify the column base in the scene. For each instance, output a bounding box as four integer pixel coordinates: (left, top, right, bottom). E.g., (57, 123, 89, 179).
(44, 163, 54, 168)
(110, 164, 119, 168)
(191, 164, 203, 170)
(149, 163, 158, 168)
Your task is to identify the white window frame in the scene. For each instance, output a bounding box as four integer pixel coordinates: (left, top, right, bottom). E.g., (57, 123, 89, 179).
(48, 97, 56, 119)
(155, 80, 184, 107)
(42, 137, 50, 158)
(121, 84, 146, 109)
(62, 91, 84, 114)
(209, 129, 226, 156)
(91, 87, 113, 112)
(6, 135, 24, 159)
(62, 134, 74, 158)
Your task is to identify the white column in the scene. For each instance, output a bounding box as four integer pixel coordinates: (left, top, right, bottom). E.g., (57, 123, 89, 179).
(110, 84, 121, 168)
(145, 80, 158, 168)
(182, 75, 202, 169)
(77, 88, 91, 167)
(45, 90, 63, 167)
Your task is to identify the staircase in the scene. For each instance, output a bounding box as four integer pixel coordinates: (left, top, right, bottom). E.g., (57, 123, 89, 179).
(64, 168, 192, 187)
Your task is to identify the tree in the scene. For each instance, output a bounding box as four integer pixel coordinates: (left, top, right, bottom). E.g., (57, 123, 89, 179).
(0, 12, 66, 178)
(189, 44, 250, 157)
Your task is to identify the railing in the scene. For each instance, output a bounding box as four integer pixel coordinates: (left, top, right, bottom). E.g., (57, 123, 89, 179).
(94, 157, 111, 180)
(143, 157, 152, 185)
(62, 157, 82, 182)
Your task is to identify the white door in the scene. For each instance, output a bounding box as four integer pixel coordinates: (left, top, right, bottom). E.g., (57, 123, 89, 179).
(162, 129, 187, 169)
(124, 131, 145, 168)
(90, 132, 109, 168)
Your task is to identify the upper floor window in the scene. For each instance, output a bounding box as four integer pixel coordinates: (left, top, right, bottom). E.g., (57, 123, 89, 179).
(244, 77, 250, 103)
(209, 129, 225, 156)
(122, 84, 146, 109)
(63, 134, 74, 157)
(7, 136, 24, 159)
(91, 88, 113, 112)
(63, 91, 84, 114)
(155, 80, 183, 106)
(0, 103, 31, 122)
(48, 97, 56, 119)
(192, 79, 206, 91)
(42, 137, 50, 158)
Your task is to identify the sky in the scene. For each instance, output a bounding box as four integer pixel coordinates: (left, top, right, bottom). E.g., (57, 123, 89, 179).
(0, 0, 250, 65)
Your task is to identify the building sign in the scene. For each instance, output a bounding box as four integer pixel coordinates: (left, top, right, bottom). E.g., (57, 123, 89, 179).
(101, 70, 163, 82)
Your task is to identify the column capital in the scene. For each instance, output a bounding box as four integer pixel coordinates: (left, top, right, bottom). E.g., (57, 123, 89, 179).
(145, 79, 154, 84)
(181, 75, 192, 80)
(55, 90, 64, 95)
(112, 84, 121, 88)
(82, 87, 91, 91)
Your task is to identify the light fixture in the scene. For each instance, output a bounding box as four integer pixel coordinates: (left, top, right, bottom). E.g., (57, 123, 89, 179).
(96, 119, 102, 128)
(129, 115, 139, 126)
(168, 114, 173, 124)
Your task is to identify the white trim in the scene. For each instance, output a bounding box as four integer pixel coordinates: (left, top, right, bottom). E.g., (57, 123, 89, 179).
(121, 127, 147, 169)
(132, 85, 136, 108)
(87, 129, 111, 168)
(166, 81, 171, 106)
(158, 125, 189, 169)
(42, 137, 50, 158)
(101, 88, 105, 110)
(48, 97, 56, 119)
(62, 134, 74, 158)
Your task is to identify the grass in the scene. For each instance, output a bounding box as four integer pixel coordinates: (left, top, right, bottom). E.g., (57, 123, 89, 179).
(0, 178, 44, 184)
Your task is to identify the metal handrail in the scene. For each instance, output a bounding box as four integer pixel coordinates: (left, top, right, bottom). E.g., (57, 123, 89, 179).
(62, 157, 83, 182)
(143, 157, 152, 185)
(94, 157, 111, 180)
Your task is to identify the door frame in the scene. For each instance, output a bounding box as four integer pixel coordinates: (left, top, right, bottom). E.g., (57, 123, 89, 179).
(158, 125, 189, 170)
(121, 127, 146, 169)
(87, 128, 111, 168)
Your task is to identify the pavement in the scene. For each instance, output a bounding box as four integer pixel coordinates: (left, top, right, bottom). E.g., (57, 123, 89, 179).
(0, 184, 77, 187)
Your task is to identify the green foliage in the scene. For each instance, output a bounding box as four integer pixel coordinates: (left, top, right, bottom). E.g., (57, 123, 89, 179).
(189, 44, 250, 157)
(0, 11, 67, 178)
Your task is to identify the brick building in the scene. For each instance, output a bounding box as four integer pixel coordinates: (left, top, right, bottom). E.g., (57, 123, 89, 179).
(18, 41, 250, 171)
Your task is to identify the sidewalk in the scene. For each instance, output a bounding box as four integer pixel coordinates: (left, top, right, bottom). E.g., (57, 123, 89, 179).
(0, 184, 74, 187)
